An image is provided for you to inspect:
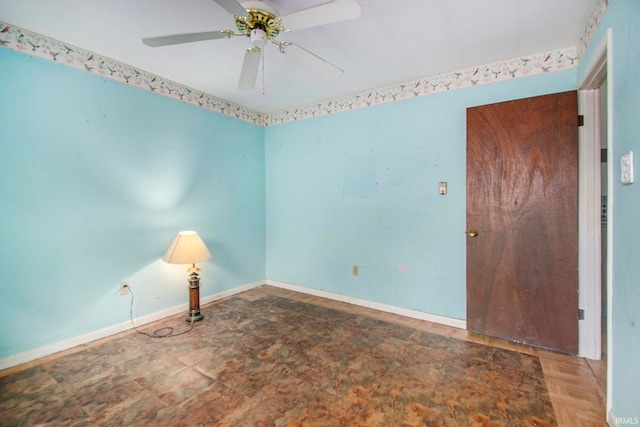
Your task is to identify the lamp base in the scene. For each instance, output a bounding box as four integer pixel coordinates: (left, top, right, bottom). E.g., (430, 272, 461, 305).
(186, 309, 204, 322)
(186, 266, 204, 322)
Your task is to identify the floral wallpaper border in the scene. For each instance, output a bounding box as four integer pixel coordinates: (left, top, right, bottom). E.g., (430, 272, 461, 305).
(0, 22, 266, 126)
(1, 0, 607, 127)
(578, 0, 610, 59)
(265, 47, 578, 125)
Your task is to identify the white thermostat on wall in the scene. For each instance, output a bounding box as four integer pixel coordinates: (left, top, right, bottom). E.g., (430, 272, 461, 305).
(621, 151, 634, 185)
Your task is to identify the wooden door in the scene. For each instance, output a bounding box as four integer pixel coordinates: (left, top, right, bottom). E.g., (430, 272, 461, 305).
(466, 91, 579, 354)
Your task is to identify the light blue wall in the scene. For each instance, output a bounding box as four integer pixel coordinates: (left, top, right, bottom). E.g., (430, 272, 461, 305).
(0, 49, 265, 358)
(578, 0, 640, 419)
(265, 70, 576, 320)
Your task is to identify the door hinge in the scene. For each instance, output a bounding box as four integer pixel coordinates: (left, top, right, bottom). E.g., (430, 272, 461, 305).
(578, 309, 585, 320)
(578, 115, 585, 127)
(601, 148, 608, 163)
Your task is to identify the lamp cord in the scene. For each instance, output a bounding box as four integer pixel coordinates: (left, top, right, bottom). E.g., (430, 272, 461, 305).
(125, 284, 195, 338)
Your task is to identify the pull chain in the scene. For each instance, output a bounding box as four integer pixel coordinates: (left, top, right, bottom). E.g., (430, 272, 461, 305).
(262, 50, 266, 96)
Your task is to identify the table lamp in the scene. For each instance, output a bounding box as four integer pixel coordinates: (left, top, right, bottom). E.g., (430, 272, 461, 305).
(163, 231, 211, 322)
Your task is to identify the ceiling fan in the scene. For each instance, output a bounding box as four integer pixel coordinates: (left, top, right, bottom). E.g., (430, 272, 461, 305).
(142, 0, 361, 90)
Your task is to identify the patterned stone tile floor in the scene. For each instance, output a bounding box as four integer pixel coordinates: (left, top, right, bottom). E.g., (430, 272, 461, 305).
(0, 285, 606, 426)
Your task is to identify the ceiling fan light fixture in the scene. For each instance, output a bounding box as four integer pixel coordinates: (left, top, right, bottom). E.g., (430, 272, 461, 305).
(249, 28, 267, 47)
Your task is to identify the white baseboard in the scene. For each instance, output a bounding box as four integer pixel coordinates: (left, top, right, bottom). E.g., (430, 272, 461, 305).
(0, 280, 266, 371)
(265, 279, 467, 330)
(608, 410, 619, 427)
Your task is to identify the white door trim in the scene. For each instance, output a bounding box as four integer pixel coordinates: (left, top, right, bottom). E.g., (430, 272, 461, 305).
(578, 29, 610, 360)
(577, 88, 602, 360)
(577, 27, 613, 417)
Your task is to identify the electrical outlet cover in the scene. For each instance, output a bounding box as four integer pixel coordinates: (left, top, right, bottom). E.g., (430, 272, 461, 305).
(621, 151, 634, 185)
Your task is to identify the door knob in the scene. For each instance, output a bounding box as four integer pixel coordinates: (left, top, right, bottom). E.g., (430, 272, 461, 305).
(467, 229, 479, 238)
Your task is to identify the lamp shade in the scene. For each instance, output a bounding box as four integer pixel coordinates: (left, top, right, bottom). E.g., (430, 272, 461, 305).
(163, 231, 212, 265)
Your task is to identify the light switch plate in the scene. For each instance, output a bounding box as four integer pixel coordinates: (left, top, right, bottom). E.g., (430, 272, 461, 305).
(621, 151, 634, 185)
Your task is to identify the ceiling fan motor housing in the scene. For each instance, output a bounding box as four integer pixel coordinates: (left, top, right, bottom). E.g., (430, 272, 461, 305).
(235, 6, 281, 40)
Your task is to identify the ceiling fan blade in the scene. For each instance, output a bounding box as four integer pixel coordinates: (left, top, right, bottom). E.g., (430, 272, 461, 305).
(280, 0, 361, 32)
(238, 47, 262, 90)
(142, 30, 234, 47)
(281, 43, 343, 80)
(212, 0, 249, 17)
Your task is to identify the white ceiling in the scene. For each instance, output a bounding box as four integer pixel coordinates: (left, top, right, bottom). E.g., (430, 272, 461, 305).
(0, 0, 598, 114)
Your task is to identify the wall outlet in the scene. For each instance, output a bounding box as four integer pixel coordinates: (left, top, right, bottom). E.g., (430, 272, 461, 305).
(120, 281, 130, 295)
(352, 265, 359, 276)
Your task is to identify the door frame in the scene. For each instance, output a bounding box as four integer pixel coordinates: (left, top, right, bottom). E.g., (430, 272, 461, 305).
(577, 26, 612, 407)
